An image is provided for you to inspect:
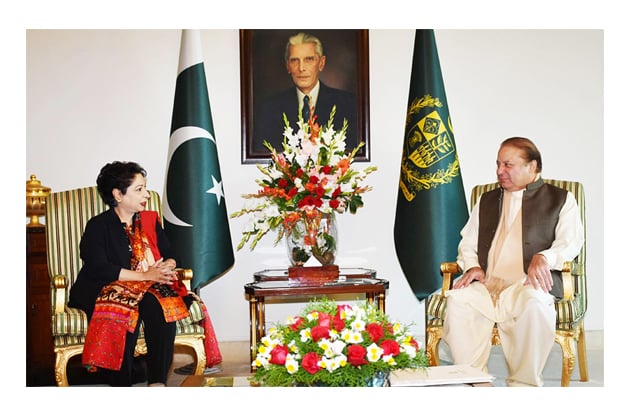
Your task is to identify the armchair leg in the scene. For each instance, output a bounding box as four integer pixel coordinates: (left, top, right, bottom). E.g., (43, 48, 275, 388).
(555, 331, 576, 387)
(426, 326, 442, 366)
(54, 345, 84, 387)
(555, 322, 589, 387)
(576, 322, 589, 382)
(174, 335, 207, 375)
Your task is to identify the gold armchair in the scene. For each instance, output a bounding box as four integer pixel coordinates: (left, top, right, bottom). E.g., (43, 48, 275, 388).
(45, 186, 207, 386)
(425, 179, 588, 387)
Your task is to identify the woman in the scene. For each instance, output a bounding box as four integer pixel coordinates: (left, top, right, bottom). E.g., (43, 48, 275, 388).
(69, 161, 193, 386)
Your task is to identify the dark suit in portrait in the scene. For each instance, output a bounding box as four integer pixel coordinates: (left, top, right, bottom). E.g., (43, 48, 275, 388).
(254, 82, 358, 154)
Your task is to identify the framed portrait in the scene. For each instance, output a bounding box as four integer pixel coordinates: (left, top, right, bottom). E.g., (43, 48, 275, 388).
(239, 29, 370, 164)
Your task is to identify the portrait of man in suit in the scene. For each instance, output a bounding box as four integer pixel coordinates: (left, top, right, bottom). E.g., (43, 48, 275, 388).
(240, 29, 370, 163)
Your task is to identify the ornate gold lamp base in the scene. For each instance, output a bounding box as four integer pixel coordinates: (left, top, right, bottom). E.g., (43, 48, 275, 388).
(26, 174, 51, 227)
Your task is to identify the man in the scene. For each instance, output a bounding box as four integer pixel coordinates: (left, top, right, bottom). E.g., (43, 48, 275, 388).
(254, 32, 358, 154)
(442, 137, 584, 387)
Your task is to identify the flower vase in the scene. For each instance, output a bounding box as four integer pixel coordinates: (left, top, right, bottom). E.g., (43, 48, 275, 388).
(366, 371, 390, 387)
(287, 212, 338, 267)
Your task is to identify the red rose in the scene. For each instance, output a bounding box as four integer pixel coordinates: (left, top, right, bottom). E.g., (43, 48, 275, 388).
(331, 186, 341, 198)
(321, 165, 333, 175)
(329, 199, 339, 209)
(287, 187, 298, 198)
(278, 178, 288, 188)
(302, 352, 322, 374)
(347, 344, 368, 366)
(315, 186, 325, 198)
(289, 316, 305, 331)
(311, 325, 330, 342)
(298, 195, 314, 208)
(366, 323, 385, 343)
(269, 344, 289, 365)
(337, 304, 352, 316)
(380, 339, 401, 356)
(317, 312, 332, 327)
(296, 168, 305, 178)
(309, 176, 319, 185)
(332, 313, 345, 332)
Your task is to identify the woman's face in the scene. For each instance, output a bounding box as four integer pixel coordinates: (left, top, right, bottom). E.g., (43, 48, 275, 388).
(117, 174, 150, 214)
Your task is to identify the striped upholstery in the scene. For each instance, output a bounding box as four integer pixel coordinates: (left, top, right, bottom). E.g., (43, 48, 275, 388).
(45, 186, 207, 385)
(425, 179, 588, 386)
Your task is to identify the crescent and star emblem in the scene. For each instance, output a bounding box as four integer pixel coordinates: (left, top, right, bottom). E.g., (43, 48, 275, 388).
(162, 125, 224, 227)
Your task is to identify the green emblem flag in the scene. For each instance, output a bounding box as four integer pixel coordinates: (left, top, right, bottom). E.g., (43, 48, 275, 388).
(163, 29, 234, 291)
(394, 30, 468, 301)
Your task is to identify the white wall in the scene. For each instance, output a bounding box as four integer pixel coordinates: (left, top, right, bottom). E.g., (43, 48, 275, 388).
(26, 29, 604, 341)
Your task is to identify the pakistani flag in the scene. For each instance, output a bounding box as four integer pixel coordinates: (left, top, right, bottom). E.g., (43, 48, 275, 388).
(394, 30, 468, 301)
(163, 29, 234, 291)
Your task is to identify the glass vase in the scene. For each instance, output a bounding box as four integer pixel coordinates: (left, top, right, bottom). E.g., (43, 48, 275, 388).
(366, 371, 390, 387)
(286, 212, 338, 267)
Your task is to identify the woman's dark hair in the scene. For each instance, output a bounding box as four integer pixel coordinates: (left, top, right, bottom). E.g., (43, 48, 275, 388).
(500, 137, 543, 173)
(96, 161, 147, 207)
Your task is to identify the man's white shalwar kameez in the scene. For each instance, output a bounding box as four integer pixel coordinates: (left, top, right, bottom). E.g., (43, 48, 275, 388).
(442, 187, 583, 386)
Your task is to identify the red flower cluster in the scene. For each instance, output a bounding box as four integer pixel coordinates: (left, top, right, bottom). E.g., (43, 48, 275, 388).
(252, 300, 428, 386)
(231, 107, 377, 253)
(284, 305, 409, 373)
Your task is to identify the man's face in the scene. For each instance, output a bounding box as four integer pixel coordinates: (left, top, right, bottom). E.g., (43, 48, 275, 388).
(286, 42, 326, 94)
(496, 144, 537, 191)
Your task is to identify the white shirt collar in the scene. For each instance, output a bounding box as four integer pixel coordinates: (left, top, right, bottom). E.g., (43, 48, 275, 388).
(297, 81, 320, 108)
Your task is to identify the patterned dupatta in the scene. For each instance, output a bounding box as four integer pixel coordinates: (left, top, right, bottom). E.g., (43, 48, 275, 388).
(83, 212, 191, 371)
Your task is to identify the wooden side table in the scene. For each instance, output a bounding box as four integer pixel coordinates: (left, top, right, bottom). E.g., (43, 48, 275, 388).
(244, 268, 388, 368)
(26, 227, 56, 386)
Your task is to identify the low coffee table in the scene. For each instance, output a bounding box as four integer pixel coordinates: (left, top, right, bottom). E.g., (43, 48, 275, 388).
(244, 268, 388, 368)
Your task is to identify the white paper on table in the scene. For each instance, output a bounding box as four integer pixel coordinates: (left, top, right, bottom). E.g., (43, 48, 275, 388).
(390, 364, 495, 386)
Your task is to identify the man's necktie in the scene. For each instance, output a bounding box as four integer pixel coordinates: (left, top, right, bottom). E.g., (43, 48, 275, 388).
(302, 95, 310, 122)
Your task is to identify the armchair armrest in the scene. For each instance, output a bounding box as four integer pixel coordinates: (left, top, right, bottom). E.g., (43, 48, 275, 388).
(440, 262, 462, 296)
(52, 275, 68, 314)
(176, 268, 194, 290)
(561, 260, 579, 301)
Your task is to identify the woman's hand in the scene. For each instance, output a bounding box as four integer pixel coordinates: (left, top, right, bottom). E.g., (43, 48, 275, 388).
(145, 258, 178, 284)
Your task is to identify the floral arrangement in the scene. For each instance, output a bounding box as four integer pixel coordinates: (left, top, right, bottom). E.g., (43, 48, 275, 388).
(231, 107, 377, 261)
(251, 299, 429, 387)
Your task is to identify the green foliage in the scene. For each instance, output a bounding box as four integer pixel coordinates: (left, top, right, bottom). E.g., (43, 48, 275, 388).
(250, 299, 429, 387)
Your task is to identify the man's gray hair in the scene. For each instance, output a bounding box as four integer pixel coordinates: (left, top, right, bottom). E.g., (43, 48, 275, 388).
(285, 32, 324, 62)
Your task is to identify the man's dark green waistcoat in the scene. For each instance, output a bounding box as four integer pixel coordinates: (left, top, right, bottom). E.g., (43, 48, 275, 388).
(477, 178, 567, 299)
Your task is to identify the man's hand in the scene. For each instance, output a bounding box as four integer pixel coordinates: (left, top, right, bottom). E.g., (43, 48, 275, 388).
(453, 266, 485, 289)
(524, 254, 553, 293)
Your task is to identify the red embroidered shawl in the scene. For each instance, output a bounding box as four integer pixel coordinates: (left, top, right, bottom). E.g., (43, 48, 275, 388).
(82, 211, 222, 371)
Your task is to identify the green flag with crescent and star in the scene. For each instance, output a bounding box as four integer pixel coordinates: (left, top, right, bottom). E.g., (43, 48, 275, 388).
(394, 30, 468, 301)
(163, 29, 234, 291)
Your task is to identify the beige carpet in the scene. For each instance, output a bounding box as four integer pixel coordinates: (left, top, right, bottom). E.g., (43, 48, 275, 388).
(167, 341, 252, 386)
(167, 334, 604, 387)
